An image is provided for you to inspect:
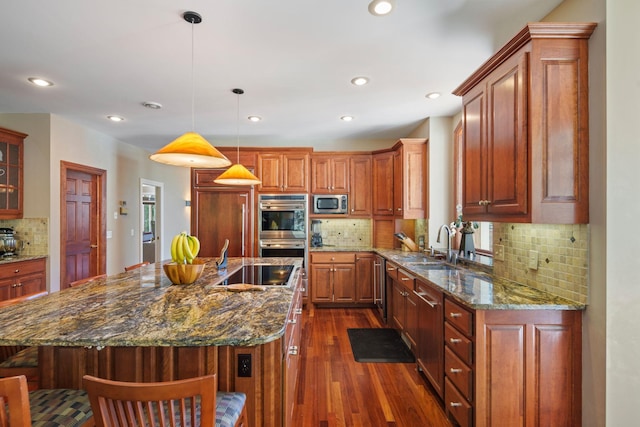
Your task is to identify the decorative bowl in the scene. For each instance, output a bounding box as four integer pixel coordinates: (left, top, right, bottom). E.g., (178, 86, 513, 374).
(163, 259, 205, 285)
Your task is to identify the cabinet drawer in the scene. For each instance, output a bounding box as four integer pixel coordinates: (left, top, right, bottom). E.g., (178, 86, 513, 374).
(445, 378, 473, 427)
(310, 252, 355, 264)
(444, 298, 473, 337)
(0, 259, 46, 278)
(385, 263, 399, 282)
(445, 322, 473, 365)
(397, 269, 415, 290)
(445, 346, 473, 401)
(415, 280, 443, 305)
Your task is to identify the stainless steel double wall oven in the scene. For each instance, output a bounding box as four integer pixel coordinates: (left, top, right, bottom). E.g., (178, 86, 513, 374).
(258, 194, 308, 267)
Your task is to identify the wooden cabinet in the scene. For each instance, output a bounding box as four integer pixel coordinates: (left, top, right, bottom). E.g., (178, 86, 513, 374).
(0, 258, 46, 302)
(415, 279, 444, 399)
(310, 252, 355, 303)
(443, 297, 583, 427)
(283, 273, 303, 426)
(354, 253, 374, 303)
(348, 155, 372, 217)
(372, 139, 427, 219)
(257, 152, 310, 193)
(371, 151, 394, 216)
(0, 127, 26, 219)
(310, 155, 349, 194)
(191, 169, 254, 258)
(453, 22, 596, 223)
(389, 268, 418, 349)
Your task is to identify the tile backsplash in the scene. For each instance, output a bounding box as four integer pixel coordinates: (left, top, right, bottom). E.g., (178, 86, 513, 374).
(315, 219, 372, 247)
(492, 223, 588, 304)
(0, 218, 49, 256)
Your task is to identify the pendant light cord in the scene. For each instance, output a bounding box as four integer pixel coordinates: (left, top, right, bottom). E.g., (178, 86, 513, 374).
(190, 17, 195, 132)
(236, 91, 240, 164)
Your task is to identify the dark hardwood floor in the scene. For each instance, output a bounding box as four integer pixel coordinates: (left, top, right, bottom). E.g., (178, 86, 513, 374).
(292, 306, 453, 427)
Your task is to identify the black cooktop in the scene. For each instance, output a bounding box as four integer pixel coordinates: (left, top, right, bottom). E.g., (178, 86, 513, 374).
(224, 265, 294, 286)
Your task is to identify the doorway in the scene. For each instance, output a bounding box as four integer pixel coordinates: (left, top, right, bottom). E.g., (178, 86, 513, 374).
(140, 179, 163, 264)
(60, 161, 106, 289)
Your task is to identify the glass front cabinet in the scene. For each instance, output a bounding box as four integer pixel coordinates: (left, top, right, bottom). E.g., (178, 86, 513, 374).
(0, 127, 26, 219)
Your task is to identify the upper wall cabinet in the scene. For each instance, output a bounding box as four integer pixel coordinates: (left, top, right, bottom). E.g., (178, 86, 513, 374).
(453, 22, 596, 224)
(0, 127, 26, 219)
(372, 139, 427, 220)
(257, 151, 310, 193)
(310, 155, 349, 194)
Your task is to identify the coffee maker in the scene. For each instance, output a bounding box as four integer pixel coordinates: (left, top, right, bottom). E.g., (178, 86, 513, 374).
(311, 220, 323, 247)
(0, 228, 23, 257)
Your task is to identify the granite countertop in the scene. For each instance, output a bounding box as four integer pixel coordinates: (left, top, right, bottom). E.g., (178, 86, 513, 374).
(375, 249, 585, 311)
(0, 257, 303, 348)
(309, 245, 373, 252)
(0, 255, 48, 265)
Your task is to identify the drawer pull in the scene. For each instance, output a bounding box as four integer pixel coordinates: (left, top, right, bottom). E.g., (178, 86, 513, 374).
(449, 312, 462, 318)
(289, 319, 297, 324)
(289, 346, 298, 355)
(295, 308, 303, 315)
(449, 338, 462, 344)
(14, 269, 20, 273)
(401, 277, 411, 281)
(386, 267, 396, 271)
(450, 402, 463, 408)
(450, 368, 463, 373)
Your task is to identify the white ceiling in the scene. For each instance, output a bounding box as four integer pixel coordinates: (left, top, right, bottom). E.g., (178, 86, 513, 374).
(0, 0, 563, 152)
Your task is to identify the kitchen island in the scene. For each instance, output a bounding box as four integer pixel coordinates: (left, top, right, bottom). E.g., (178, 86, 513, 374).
(0, 257, 304, 427)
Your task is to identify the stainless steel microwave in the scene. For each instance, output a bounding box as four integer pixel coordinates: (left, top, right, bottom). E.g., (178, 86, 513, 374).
(313, 194, 348, 214)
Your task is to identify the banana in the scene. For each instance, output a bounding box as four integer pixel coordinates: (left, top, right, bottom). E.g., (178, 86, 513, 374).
(175, 234, 185, 263)
(183, 233, 194, 264)
(188, 235, 200, 259)
(170, 234, 181, 262)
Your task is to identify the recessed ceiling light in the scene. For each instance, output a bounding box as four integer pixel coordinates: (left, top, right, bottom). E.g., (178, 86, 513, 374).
(248, 116, 262, 122)
(351, 76, 370, 86)
(426, 92, 441, 99)
(142, 101, 163, 110)
(368, 0, 395, 16)
(107, 115, 125, 122)
(27, 77, 54, 87)
(341, 115, 354, 122)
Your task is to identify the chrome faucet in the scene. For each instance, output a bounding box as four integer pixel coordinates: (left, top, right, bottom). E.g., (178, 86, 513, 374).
(436, 224, 453, 262)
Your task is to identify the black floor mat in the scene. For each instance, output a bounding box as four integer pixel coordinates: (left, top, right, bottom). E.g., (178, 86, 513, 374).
(347, 328, 415, 363)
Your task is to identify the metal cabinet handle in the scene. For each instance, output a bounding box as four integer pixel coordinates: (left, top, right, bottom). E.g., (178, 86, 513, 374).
(401, 277, 410, 281)
(450, 402, 463, 408)
(289, 319, 297, 324)
(449, 338, 462, 344)
(450, 368, 463, 373)
(449, 312, 462, 318)
(386, 267, 396, 271)
(14, 269, 19, 273)
(90, 244, 98, 249)
(289, 346, 298, 355)
(295, 308, 302, 315)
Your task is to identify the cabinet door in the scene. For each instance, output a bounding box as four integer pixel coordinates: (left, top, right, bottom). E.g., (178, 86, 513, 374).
(372, 152, 394, 216)
(310, 156, 331, 193)
(311, 264, 332, 302)
(331, 157, 349, 193)
(390, 280, 405, 331)
(332, 264, 355, 302)
(283, 153, 309, 193)
(393, 149, 403, 217)
(401, 142, 427, 219)
(461, 84, 487, 217)
(0, 278, 14, 301)
(486, 52, 528, 217)
(257, 154, 284, 192)
(14, 274, 44, 297)
(355, 253, 374, 303)
(405, 290, 419, 349)
(0, 128, 26, 219)
(416, 280, 444, 398)
(349, 155, 372, 217)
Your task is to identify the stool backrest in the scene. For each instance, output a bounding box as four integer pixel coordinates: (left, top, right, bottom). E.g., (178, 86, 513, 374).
(83, 374, 217, 427)
(124, 262, 150, 272)
(0, 375, 31, 427)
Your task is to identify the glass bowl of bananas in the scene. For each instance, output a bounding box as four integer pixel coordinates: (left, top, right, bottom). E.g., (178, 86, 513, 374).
(163, 233, 204, 285)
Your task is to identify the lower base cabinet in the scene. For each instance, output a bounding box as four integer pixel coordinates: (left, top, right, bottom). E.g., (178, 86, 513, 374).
(283, 278, 303, 426)
(444, 297, 583, 427)
(415, 279, 444, 399)
(310, 252, 373, 305)
(0, 258, 46, 301)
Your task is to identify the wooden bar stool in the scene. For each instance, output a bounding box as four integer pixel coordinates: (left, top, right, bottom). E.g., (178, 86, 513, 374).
(69, 274, 107, 288)
(0, 375, 94, 427)
(83, 374, 247, 427)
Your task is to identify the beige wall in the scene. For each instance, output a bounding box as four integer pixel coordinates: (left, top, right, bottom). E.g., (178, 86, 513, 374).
(0, 113, 191, 291)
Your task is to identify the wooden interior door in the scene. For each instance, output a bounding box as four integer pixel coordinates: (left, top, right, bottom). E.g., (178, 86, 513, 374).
(60, 161, 106, 290)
